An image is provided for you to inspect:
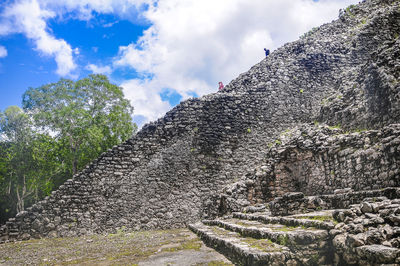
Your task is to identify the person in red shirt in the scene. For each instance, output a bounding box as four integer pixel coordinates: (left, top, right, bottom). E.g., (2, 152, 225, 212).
(218, 81, 224, 91)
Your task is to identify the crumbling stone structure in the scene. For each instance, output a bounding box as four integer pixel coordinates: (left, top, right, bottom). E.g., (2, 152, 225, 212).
(1, 0, 400, 264)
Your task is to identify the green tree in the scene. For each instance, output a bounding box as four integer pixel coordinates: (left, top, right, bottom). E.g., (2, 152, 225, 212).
(0, 106, 37, 214)
(0, 74, 136, 222)
(0, 107, 61, 221)
(0, 141, 14, 223)
(29, 134, 62, 200)
(22, 74, 136, 176)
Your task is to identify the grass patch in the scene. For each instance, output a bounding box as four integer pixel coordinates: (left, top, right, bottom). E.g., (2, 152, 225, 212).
(300, 27, 318, 39)
(0, 228, 213, 265)
(161, 238, 202, 252)
(236, 221, 257, 227)
(194, 261, 233, 266)
(345, 4, 356, 17)
(235, 221, 312, 232)
(295, 215, 338, 224)
(207, 261, 233, 266)
(106, 248, 154, 261)
(270, 225, 308, 232)
(243, 238, 282, 252)
(308, 253, 320, 265)
(277, 235, 290, 246)
(211, 226, 237, 237)
(328, 124, 341, 130)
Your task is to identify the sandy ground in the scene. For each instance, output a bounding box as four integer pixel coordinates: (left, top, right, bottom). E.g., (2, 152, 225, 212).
(0, 228, 232, 266)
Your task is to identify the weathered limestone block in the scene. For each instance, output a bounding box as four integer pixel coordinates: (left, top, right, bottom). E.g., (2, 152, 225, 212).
(1, 0, 400, 247)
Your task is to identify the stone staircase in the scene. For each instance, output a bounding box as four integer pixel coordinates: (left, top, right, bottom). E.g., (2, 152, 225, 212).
(189, 210, 335, 265)
(189, 190, 400, 265)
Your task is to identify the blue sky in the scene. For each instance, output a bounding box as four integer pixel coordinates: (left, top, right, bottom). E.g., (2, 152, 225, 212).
(0, 17, 146, 107)
(0, 0, 358, 127)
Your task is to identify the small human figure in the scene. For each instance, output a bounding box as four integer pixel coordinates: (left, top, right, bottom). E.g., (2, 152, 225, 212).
(264, 48, 270, 57)
(218, 82, 224, 91)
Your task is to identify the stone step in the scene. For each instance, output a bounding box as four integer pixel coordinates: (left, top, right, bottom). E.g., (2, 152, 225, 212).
(233, 210, 336, 230)
(188, 222, 293, 266)
(8, 232, 19, 238)
(202, 218, 329, 247)
(355, 244, 400, 265)
(243, 205, 270, 214)
(269, 188, 400, 216)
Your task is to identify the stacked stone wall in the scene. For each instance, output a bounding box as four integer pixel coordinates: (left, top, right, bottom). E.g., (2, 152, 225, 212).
(219, 124, 400, 213)
(259, 125, 400, 200)
(269, 187, 400, 216)
(0, 0, 399, 242)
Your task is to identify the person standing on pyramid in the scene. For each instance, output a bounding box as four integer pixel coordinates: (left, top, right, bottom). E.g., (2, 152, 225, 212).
(264, 48, 270, 57)
(218, 82, 224, 91)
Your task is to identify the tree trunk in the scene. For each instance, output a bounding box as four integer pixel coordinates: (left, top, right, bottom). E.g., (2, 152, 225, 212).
(16, 184, 23, 213)
(69, 136, 79, 175)
(72, 157, 78, 175)
(15, 175, 32, 213)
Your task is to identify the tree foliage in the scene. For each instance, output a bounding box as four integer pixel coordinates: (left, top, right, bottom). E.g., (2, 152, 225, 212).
(23, 74, 136, 175)
(0, 74, 136, 223)
(0, 106, 55, 218)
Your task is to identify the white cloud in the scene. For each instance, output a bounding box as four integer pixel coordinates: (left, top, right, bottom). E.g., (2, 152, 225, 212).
(113, 0, 359, 125)
(42, 0, 153, 22)
(86, 64, 112, 74)
(120, 79, 171, 122)
(1, 0, 76, 76)
(0, 0, 151, 77)
(0, 45, 7, 58)
(0, 0, 359, 125)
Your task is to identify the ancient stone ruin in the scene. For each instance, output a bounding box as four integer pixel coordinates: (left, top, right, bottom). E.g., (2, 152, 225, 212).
(1, 0, 400, 264)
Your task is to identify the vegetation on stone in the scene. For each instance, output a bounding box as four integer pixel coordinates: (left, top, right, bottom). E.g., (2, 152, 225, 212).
(242, 238, 281, 252)
(294, 215, 337, 223)
(0, 228, 232, 265)
(0, 74, 136, 223)
(1, 0, 400, 264)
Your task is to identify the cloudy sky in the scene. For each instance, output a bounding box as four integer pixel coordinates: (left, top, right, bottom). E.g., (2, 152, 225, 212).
(0, 0, 358, 127)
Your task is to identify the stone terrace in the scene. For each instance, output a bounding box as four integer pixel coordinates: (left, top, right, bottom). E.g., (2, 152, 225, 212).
(0, 2, 399, 266)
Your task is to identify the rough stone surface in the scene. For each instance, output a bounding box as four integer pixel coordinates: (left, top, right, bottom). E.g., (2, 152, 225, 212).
(268, 187, 400, 216)
(190, 197, 400, 265)
(0, 3, 399, 266)
(188, 222, 293, 265)
(190, 210, 333, 265)
(332, 197, 400, 265)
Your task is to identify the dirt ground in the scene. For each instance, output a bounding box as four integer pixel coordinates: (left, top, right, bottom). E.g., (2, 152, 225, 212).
(0, 228, 233, 266)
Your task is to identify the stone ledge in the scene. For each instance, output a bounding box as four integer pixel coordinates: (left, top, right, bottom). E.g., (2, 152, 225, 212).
(233, 212, 335, 230)
(188, 222, 292, 266)
(269, 187, 400, 216)
(202, 218, 328, 246)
